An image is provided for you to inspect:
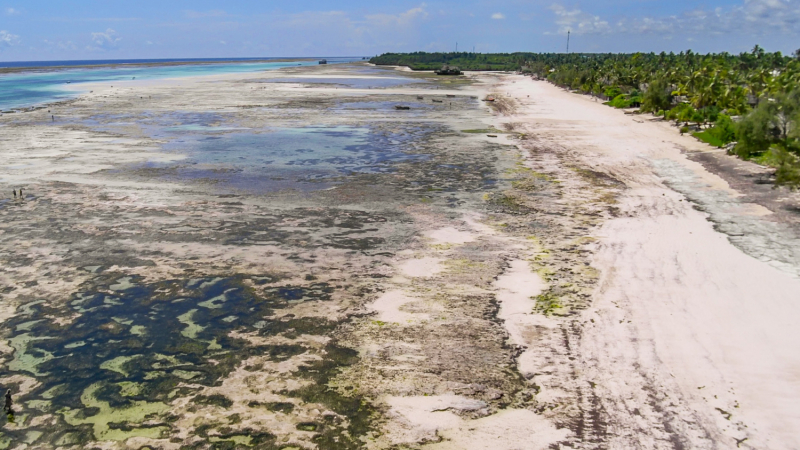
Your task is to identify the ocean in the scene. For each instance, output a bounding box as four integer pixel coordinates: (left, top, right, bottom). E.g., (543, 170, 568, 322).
(0, 57, 363, 111)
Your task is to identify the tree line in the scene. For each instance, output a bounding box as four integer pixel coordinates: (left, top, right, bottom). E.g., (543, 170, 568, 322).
(371, 48, 800, 187)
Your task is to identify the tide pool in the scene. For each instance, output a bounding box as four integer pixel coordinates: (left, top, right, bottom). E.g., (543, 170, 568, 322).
(130, 124, 430, 193)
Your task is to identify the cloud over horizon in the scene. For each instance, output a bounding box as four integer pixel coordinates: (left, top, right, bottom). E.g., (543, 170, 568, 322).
(89, 28, 121, 51)
(0, 30, 21, 49)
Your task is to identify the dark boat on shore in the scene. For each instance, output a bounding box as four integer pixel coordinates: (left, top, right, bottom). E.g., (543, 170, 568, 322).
(435, 65, 462, 76)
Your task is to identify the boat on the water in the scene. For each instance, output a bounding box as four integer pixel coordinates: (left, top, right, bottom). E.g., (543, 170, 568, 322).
(319, 59, 328, 65)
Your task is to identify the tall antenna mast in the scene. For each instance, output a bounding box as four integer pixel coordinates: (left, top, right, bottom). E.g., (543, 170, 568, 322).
(456, 42, 458, 52)
(566, 31, 570, 53)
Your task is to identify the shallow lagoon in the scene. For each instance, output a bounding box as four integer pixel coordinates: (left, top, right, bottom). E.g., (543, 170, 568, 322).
(129, 120, 431, 193)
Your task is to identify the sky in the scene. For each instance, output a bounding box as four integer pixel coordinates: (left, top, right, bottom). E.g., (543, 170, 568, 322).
(0, 0, 798, 61)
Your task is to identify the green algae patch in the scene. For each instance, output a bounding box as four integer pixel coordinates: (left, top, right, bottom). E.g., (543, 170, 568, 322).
(8, 334, 55, 375)
(209, 434, 253, 446)
(24, 431, 43, 444)
(118, 381, 142, 397)
(100, 355, 141, 377)
(198, 292, 228, 309)
(109, 277, 136, 291)
(64, 340, 86, 349)
(172, 370, 202, 380)
(444, 258, 487, 274)
(62, 383, 170, 441)
(16, 320, 43, 332)
(26, 399, 50, 412)
(533, 291, 563, 316)
(178, 309, 205, 338)
(0, 434, 10, 449)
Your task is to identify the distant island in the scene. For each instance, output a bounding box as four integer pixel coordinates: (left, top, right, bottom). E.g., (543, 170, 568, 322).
(373, 48, 800, 188)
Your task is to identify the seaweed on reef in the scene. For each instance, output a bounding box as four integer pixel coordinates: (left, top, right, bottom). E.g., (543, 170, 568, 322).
(286, 344, 378, 450)
(0, 273, 353, 445)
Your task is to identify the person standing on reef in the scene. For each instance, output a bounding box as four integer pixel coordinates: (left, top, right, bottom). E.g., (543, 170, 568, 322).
(4, 389, 11, 413)
(12, 189, 16, 199)
(18, 188, 23, 199)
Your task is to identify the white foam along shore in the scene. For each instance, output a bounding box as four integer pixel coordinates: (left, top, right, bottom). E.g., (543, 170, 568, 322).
(489, 73, 800, 449)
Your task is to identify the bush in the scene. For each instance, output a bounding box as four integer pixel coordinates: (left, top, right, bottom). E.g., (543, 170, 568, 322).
(711, 115, 737, 143)
(774, 146, 800, 188)
(666, 103, 696, 123)
(701, 105, 722, 123)
(641, 78, 672, 113)
(608, 93, 642, 109)
(608, 94, 629, 108)
(604, 86, 622, 99)
(735, 104, 774, 158)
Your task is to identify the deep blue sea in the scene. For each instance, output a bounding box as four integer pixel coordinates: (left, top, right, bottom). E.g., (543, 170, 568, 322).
(0, 57, 363, 111)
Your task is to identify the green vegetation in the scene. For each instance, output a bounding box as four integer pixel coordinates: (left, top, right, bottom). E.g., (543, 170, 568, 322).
(372, 46, 800, 188)
(533, 291, 562, 315)
(371, 52, 531, 71)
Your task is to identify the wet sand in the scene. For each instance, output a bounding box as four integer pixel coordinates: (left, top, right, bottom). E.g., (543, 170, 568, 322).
(0, 63, 798, 449)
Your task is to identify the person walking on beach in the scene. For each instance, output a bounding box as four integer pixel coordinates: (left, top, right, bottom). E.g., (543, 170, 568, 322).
(18, 188, 23, 199)
(12, 190, 16, 199)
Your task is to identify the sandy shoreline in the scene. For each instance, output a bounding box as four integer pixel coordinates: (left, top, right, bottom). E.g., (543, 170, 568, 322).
(0, 62, 798, 449)
(492, 75, 800, 449)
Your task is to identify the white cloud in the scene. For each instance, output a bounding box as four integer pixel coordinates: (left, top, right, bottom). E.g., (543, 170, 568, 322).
(0, 30, 20, 48)
(549, 0, 800, 37)
(365, 4, 428, 27)
(549, 4, 610, 35)
(5, 7, 19, 15)
(89, 28, 121, 50)
(492, 13, 505, 20)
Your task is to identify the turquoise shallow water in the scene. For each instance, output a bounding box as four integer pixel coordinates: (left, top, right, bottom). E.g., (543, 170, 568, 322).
(0, 57, 361, 111)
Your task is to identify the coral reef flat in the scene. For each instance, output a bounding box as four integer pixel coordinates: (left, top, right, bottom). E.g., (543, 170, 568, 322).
(0, 63, 798, 449)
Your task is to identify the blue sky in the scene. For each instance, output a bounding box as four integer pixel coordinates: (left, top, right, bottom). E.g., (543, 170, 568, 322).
(0, 0, 797, 61)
